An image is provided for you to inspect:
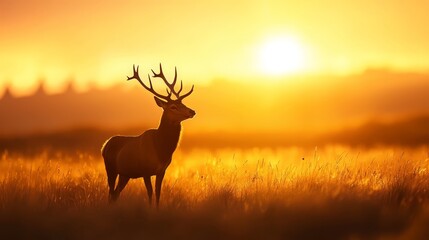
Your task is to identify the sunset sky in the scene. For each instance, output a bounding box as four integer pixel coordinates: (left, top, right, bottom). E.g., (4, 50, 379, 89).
(1, 0, 429, 96)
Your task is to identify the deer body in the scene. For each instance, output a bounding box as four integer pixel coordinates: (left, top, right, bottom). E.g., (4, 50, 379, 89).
(116, 134, 164, 178)
(102, 64, 195, 207)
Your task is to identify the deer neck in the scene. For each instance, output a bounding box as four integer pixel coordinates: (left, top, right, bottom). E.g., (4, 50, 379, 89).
(155, 113, 181, 158)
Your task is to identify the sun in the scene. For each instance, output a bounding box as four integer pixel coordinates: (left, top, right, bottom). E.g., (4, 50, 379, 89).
(257, 36, 307, 76)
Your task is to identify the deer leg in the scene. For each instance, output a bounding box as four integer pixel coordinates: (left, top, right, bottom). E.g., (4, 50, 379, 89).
(155, 171, 165, 208)
(107, 173, 118, 202)
(112, 175, 129, 201)
(143, 176, 153, 206)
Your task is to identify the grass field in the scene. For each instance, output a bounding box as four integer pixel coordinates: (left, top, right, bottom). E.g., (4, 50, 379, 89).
(1, 146, 429, 239)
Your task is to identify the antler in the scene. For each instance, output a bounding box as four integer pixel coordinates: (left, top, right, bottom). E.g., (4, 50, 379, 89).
(127, 64, 172, 101)
(177, 84, 194, 101)
(127, 64, 194, 101)
(150, 63, 194, 101)
(150, 64, 177, 97)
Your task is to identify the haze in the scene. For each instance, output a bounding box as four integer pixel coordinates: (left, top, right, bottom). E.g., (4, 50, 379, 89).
(1, 0, 429, 95)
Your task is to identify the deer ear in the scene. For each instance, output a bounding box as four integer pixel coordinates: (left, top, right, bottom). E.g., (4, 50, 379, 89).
(154, 96, 167, 108)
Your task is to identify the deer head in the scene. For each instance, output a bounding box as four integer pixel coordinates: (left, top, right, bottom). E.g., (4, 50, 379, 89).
(127, 64, 196, 123)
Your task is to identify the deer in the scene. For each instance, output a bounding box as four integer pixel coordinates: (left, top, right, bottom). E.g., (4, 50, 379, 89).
(101, 63, 195, 208)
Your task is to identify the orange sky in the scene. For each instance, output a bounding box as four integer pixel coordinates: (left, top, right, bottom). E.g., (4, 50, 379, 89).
(1, 0, 429, 95)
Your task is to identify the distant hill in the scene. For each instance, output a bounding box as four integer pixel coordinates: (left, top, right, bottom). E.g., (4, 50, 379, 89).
(0, 84, 160, 136)
(323, 115, 429, 147)
(1, 115, 429, 156)
(2, 69, 429, 138)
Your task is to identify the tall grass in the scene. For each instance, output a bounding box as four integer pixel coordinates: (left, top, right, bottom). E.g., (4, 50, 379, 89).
(1, 146, 429, 239)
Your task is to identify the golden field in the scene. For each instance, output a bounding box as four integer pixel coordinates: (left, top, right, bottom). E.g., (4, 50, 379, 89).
(1, 146, 429, 239)
(3, 1, 429, 239)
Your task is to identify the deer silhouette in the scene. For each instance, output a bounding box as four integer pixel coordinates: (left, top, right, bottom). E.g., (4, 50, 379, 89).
(101, 64, 195, 207)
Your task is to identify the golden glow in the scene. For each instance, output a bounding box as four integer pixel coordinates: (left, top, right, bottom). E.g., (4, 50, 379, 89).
(1, 1, 429, 95)
(257, 36, 307, 76)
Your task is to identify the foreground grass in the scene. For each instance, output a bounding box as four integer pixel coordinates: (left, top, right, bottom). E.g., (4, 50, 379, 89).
(1, 147, 429, 239)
